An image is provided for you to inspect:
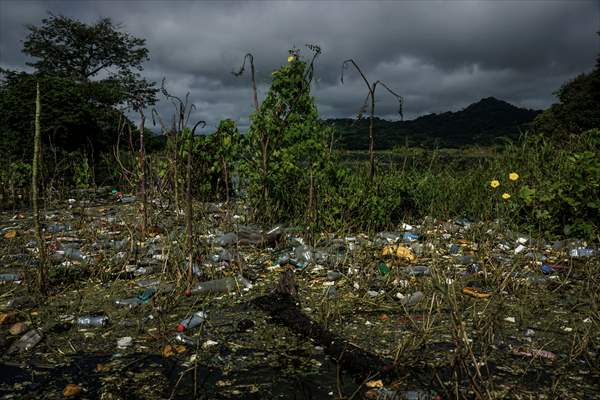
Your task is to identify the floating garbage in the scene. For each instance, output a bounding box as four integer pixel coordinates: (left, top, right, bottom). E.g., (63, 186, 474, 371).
(77, 315, 109, 327)
(174, 332, 196, 345)
(326, 271, 342, 281)
(115, 288, 156, 308)
(46, 223, 70, 233)
(7, 329, 42, 354)
(406, 265, 430, 276)
(570, 247, 594, 257)
(462, 286, 493, 299)
(397, 291, 424, 306)
(2, 296, 35, 310)
(512, 346, 556, 360)
(188, 275, 252, 295)
(0, 273, 21, 282)
(117, 336, 133, 349)
(9, 322, 29, 335)
(382, 245, 416, 262)
(178, 311, 207, 332)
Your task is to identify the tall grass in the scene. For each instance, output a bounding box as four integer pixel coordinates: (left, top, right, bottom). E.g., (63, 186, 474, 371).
(281, 129, 600, 240)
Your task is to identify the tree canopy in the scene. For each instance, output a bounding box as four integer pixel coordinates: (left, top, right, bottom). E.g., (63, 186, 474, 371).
(533, 32, 600, 137)
(0, 14, 157, 187)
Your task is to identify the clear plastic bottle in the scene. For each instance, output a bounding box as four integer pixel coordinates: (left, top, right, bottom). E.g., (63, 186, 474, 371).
(190, 276, 251, 295)
(177, 311, 207, 332)
(0, 273, 20, 281)
(77, 315, 109, 327)
(7, 329, 43, 354)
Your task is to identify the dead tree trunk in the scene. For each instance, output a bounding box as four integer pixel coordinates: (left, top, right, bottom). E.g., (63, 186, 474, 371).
(139, 111, 147, 234)
(186, 121, 205, 283)
(32, 82, 48, 295)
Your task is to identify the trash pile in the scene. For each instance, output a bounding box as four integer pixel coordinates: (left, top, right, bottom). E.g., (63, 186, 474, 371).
(1, 190, 598, 399)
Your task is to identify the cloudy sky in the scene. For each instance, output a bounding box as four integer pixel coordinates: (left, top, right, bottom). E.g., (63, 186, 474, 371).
(1, 0, 598, 131)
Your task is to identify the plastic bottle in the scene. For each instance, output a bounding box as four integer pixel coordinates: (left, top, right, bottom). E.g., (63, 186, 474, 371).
(541, 264, 556, 275)
(115, 298, 143, 308)
(0, 273, 21, 281)
(406, 266, 430, 276)
(177, 311, 207, 332)
(7, 329, 43, 354)
(570, 247, 594, 257)
(402, 233, 419, 242)
(398, 291, 424, 306)
(77, 315, 109, 327)
(174, 332, 196, 345)
(2, 296, 35, 310)
(119, 196, 136, 203)
(294, 245, 314, 266)
(326, 271, 342, 281)
(190, 276, 251, 295)
(216, 232, 237, 247)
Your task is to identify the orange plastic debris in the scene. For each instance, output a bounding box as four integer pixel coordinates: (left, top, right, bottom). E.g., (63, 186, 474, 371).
(462, 287, 493, 299)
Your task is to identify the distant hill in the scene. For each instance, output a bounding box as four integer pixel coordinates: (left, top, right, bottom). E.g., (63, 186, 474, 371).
(326, 97, 541, 149)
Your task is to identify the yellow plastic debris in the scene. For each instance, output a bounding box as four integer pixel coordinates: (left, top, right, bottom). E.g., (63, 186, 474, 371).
(366, 379, 384, 388)
(462, 287, 492, 299)
(381, 245, 416, 262)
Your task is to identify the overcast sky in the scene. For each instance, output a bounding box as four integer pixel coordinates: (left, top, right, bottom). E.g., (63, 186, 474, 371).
(1, 0, 599, 131)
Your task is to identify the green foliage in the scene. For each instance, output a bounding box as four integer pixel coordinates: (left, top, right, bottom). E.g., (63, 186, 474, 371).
(0, 14, 157, 190)
(0, 161, 32, 193)
(73, 151, 93, 189)
(533, 34, 600, 138)
(0, 71, 129, 166)
(511, 130, 600, 238)
(23, 13, 157, 109)
(241, 47, 337, 223)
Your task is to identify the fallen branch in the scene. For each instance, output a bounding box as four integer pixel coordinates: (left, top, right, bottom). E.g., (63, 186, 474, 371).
(252, 271, 394, 378)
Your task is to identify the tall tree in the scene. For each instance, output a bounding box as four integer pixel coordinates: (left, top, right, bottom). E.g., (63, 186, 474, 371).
(2, 14, 158, 192)
(24, 14, 147, 80)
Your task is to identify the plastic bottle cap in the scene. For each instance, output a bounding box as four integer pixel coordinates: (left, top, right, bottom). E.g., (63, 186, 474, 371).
(177, 324, 185, 332)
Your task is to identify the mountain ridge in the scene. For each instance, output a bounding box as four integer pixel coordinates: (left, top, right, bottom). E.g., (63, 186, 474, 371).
(326, 97, 541, 149)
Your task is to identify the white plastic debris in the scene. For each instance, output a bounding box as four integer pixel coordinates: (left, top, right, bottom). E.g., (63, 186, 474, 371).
(117, 336, 133, 349)
(202, 340, 219, 349)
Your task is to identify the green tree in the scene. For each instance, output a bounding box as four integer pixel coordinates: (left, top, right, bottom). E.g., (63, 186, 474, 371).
(533, 33, 600, 137)
(242, 46, 335, 224)
(1, 14, 157, 188)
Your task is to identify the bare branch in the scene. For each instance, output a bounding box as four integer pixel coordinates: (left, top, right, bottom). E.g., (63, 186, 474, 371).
(190, 120, 206, 136)
(232, 53, 254, 77)
(373, 80, 404, 120)
(151, 108, 167, 133)
(340, 59, 372, 92)
(233, 53, 259, 110)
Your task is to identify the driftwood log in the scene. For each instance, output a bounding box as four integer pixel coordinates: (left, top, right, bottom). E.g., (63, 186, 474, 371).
(252, 270, 394, 378)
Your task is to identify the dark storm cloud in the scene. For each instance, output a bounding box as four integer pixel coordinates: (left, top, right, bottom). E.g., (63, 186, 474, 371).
(1, 0, 598, 129)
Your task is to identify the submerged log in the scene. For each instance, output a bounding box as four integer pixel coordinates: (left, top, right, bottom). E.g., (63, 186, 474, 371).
(253, 270, 393, 378)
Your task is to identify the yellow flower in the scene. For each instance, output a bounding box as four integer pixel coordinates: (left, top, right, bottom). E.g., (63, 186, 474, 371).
(490, 180, 500, 188)
(509, 172, 519, 181)
(502, 192, 511, 200)
(287, 55, 295, 63)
